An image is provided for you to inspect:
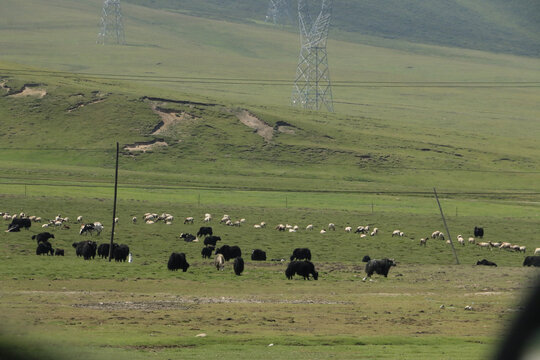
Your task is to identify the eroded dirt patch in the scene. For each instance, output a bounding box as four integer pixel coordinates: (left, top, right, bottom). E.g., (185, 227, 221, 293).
(151, 104, 199, 135)
(236, 110, 274, 142)
(9, 85, 46, 98)
(124, 139, 168, 153)
(0, 80, 10, 93)
(67, 99, 106, 112)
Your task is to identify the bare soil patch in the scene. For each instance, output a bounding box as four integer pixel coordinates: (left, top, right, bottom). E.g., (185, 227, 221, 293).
(73, 297, 352, 310)
(0, 81, 10, 93)
(124, 139, 168, 153)
(9, 85, 47, 98)
(151, 104, 198, 135)
(236, 110, 274, 142)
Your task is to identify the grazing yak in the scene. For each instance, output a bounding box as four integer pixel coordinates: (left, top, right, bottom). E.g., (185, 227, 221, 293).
(290, 248, 312, 261)
(72, 240, 97, 260)
(201, 246, 214, 259)
(233, 257, 245, 276)
(9, 218, 32, 231)
(112, 244, 130, 262)
(523, 256, 540, 267)
(36, 241, 54, 256)
(97, 243, 117, 259)
(251, 249, 267, 261)
(54, 248, 64, 256)
(32, 232, 55, 244)
(285, 261, 318, 280)
(204, 235, 221, 247)
(180, 233, 197, 242)
(476, 259, 497, 267)
(197, 226, 213, 238)
(167, 252, 190, 272)
(474, 226, 484, 238)
(215, 245, 241, 261)
(363, 258, 396, 281)
(215, 254, 225, 271)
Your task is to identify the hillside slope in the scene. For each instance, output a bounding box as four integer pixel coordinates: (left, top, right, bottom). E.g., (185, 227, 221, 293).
(125, 0, 540, 56)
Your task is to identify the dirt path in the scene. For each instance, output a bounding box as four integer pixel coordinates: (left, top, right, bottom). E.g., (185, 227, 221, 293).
(124, 140, 168, 152)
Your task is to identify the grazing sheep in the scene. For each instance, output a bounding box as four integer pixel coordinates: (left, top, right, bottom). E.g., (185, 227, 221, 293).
(535, 248, 540, 255)
(253, 224, 261, 229)
(77, 216, 83, 223)
(476, 242, 491, 249)
(132, 216, 137, 224)
(344, 226, 352, 233)
(184, 217, 194, 224)
(306, 224, 314, 231)
(328, 223, 336, 231)
(392, 230, 401, 237)
(320, 229, 326, 234)
(214, 254, 225, 271)
(276, 224, 286, 231)
(260, 222, 266, 228)
(420, 238, 428, 246)
(468, 237, 475, 244)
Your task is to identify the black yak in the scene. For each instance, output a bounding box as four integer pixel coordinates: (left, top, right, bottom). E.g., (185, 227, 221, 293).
(36, 241, 54, 256)
(201, 246, 214, 259)
(197, 226, 213, 237)
(113, 244, 130, 262)
(363, 258, 396, 281)
(474, 226, 484, 238)
(290, 248, 311, 261)
(251, 249, 267, 261)
(476, 259, 497, 267)
(54, 248, 64, 256)
(32, 232, 55, 244)
(285, 261, 318, 280)
(523, 256, 540, 267)
(204, 235, 221, 247)
(233, 257, 244, 276)
(179, 233, 196, 242)
(167, 252, 190, 272)
(9, 218, 31, 230)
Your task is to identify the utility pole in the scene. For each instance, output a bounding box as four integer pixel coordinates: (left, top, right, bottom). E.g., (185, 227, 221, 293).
(109, 142, 120, 261)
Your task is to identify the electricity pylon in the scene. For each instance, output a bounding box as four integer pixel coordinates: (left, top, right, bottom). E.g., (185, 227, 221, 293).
(291, 0, 334, 112)
(266, 0, 292, 25)
(97, 0, 125, 45)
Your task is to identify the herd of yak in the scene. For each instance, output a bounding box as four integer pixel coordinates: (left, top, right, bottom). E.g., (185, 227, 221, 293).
(7, 216, 540, 280)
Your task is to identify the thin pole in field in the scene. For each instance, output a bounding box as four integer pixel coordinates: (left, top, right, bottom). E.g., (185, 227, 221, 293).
(434, 188, 459, 265)
(109, 142, 119, 262)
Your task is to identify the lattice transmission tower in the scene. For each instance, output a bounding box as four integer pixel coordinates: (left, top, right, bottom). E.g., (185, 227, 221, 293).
(265, 0, 292, 25)
(97, 0, 125, 45)
(291, 0, 334, 112)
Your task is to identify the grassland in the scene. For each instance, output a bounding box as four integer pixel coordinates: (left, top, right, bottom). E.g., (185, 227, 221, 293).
(0, 0, 539, 358)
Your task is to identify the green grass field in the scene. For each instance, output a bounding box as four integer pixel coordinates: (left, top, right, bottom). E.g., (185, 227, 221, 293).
(0, 0, 539, 358)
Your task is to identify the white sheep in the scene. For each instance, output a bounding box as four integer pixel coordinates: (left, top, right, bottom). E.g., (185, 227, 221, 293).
(320, 229, 326, 234)
(306, 224, 314, 231)
(260, 222, 266, 228)
(184, 217, 194, 224)
(535, 248, 540, 255)
(344, 226, 352, 232)
(420, 238, 427, 246)
(132, 216, 137, 224)
(468, 237, 475, 244)
(392, 230, 401, 237)
(254, 224, 261, 229)
(328, 223, 336, 231)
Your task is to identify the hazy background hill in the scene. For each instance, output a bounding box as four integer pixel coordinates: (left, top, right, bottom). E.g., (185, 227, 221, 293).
(125, 0, 540, 56)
